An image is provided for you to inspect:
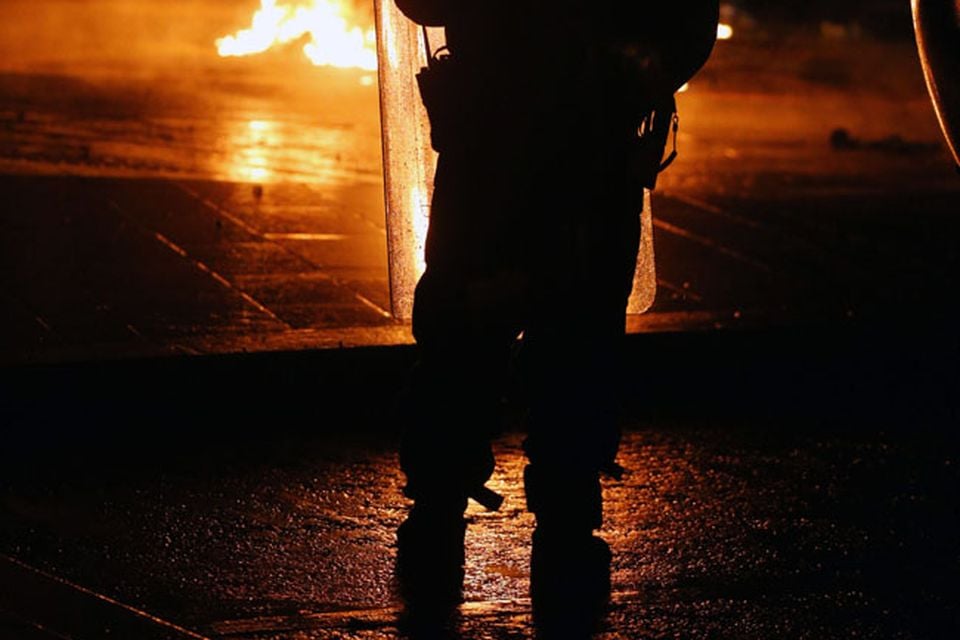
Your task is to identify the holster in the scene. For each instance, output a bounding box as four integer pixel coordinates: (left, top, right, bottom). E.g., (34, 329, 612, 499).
(629, 95, 679, 190)
(417, 52, 461, 153)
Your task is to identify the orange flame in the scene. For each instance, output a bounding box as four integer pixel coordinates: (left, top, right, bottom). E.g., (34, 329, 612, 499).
(216, 0, 377, 71)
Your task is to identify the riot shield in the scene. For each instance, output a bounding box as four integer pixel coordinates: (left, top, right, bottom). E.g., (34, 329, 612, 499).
(912, 0, 960, 170)
(373, 1, 656, 319)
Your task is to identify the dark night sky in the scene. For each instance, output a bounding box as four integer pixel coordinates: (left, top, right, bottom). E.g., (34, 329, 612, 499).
(731, 0, 910, 21)
(732, 0, 912, 38)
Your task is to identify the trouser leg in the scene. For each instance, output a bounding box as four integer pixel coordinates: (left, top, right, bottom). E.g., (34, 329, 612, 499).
(396, 265, 521, 607)
(399, 352, 501, 510)
(399, 266, 521, 510)
(522, 312, 627, 629)
(522, 195, 639, 632)
(522, 319, 625, 531)
(521, 194, 640, 533)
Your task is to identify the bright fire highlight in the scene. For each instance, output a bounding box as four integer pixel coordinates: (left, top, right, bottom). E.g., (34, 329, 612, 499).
(216, 0, 377, 71)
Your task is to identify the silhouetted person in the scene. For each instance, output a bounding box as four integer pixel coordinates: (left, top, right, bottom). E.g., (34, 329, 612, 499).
(393, 0, 718, 632)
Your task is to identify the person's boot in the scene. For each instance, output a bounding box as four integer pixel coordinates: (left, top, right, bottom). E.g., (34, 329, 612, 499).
(530, 528, 611, 629)
(525, 464, 611, 637)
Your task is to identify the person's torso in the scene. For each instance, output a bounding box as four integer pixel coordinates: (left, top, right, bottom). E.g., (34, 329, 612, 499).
(440, 1, 648, 150)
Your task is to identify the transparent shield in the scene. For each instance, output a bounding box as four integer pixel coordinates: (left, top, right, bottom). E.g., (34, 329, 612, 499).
(629, 189, 657, 315)
(374, 1, 656, 319)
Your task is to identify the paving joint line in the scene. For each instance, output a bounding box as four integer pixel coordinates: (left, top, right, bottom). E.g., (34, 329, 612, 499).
(150, 229, 288, 327)
(656, 278, 705, 303)
(661, 191, 821, 252)
(175, 182, 393, 319)
(653, 218, 776, 274)
(662, 191, 946, 287)
(0, 554, 211, 640)
(105, 199, 290, 329)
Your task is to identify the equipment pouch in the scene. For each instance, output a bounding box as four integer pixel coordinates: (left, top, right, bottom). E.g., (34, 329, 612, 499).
(630, 95, 679, 190)
(416, 27, 464, 153)
(416, 51, 459, 153)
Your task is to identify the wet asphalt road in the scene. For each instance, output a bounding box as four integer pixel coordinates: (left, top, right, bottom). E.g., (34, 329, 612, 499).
(1, 420, 958, 639)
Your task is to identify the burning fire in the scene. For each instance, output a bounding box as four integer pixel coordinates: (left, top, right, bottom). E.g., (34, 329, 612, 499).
(216, 0, 377, 71)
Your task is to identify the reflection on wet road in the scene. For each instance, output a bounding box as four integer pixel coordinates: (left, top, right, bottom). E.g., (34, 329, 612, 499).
(0, 72, 382, 186)
(1, 426, 956, 638)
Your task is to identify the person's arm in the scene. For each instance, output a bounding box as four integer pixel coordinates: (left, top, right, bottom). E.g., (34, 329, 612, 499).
(395, 0, 448, 26)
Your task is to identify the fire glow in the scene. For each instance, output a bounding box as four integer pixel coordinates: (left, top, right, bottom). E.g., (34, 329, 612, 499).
(216, 0, 377, 71)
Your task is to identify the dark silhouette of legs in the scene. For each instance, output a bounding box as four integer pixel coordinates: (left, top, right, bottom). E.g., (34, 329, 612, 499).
(396, 127, 640, 636)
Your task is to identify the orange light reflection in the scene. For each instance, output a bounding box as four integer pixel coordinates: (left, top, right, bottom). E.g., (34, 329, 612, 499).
(228, 118, 279, 183)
